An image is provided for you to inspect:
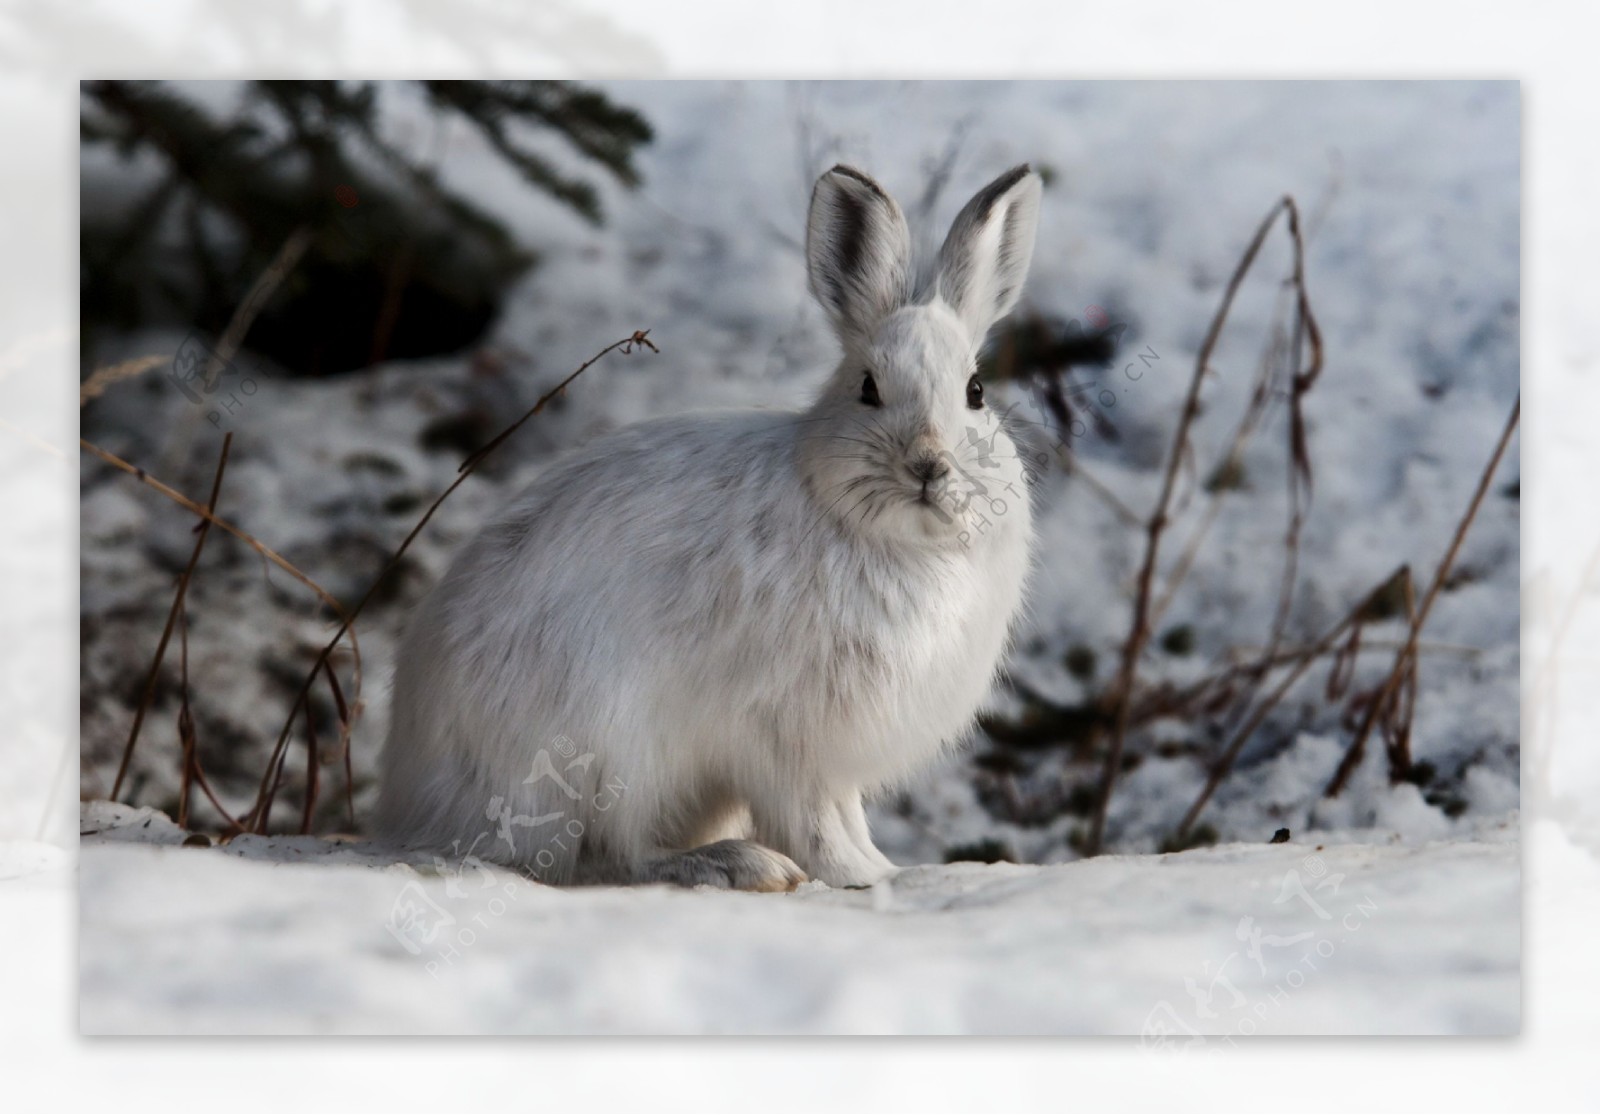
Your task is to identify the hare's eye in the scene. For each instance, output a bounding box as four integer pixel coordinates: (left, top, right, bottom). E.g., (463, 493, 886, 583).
(966, 374, 985, 410)
(860, 371, 882, 408)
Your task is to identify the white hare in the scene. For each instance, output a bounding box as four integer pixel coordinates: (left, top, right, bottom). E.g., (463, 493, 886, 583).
(378, 164, 1043, 890)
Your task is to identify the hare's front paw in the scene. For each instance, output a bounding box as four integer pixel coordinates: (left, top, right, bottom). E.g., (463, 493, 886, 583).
(639, 839, 807, 893)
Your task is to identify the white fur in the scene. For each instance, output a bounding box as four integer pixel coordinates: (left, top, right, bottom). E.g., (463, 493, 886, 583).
(378, 164, 1045, 888)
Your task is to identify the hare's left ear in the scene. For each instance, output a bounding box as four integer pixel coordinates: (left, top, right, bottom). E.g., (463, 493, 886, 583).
(934, 165, 1042, 347)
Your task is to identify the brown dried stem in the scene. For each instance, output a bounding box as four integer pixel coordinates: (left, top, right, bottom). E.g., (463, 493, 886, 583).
(80, 439, 358, 633)
(1174, 566, 1406, 841)
(175, 603, 196, 828)
(1324, 395, 1520, 796)
(1149, 291, 1291, 627)
(205, 226, 313, 390)
(1084, 196, 1318, 857)
(110, 434, 232, 801)
(79, 354, 170, 406)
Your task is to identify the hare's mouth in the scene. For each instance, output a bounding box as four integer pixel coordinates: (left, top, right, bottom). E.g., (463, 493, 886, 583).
(914, 485, 963, 530)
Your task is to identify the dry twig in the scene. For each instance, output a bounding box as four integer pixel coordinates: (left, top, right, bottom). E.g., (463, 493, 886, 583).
(79, 438, 363, 671)
(204, 227, 313, 390)
(1173, 566, 1405, 841)
(79, 354, 169, 406)
(1325, 396, 1520, 796)
(110, 435, 232, 801)
(1084, 197, 1321, 856)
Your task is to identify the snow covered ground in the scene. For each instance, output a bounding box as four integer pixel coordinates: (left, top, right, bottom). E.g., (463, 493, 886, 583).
(73, 80, 1523, 1034)
(75, 801, 1518, 1035)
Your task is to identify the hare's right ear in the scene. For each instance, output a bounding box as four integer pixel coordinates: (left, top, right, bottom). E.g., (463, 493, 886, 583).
(806, 166, 912, 352)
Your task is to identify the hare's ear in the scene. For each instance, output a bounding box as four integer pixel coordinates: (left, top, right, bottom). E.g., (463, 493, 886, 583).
(934, 165, 1042, 347)
(806, 166, 912, 351)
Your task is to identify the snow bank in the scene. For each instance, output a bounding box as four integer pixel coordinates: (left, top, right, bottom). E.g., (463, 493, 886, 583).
(77, 802, 1517, 1036)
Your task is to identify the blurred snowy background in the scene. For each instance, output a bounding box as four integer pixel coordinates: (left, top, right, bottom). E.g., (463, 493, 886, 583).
(79, 80, 1520, 866)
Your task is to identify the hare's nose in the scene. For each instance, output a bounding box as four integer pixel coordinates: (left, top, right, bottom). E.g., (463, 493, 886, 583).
(909, 455, 951, 484)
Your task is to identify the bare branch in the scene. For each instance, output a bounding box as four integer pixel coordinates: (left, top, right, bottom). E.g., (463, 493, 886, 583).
(1084, 196, 1319, 857)
(111, 434, 232, 802)
(1325, 396, 1520, 796)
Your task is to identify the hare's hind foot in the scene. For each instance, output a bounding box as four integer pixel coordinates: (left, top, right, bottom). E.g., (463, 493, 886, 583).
(637, 839, 806, 892)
